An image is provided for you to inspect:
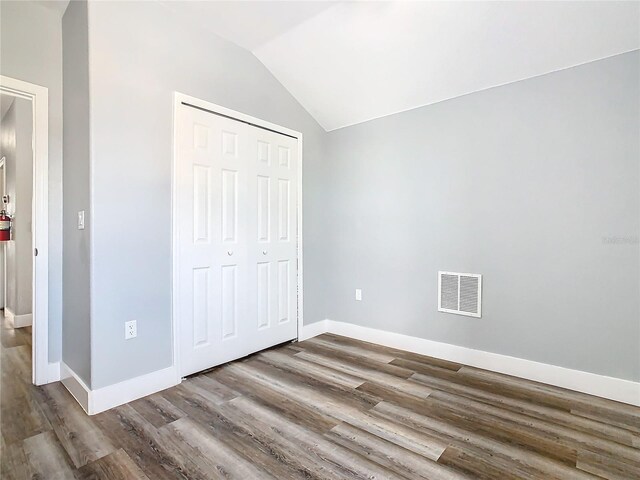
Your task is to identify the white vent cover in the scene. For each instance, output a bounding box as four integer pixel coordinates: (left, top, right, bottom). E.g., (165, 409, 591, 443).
(438, 271, 482, 318)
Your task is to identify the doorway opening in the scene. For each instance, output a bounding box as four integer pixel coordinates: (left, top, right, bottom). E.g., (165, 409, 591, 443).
(0, 76, 49, 386)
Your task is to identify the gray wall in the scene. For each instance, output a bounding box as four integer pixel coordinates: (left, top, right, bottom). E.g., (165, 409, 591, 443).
(62, 0, 92, 385)
(87, 1, 328, 388)
(0, 0, 64, 360)
(324, 51, 640, 382)
(1, 98, 33, 317)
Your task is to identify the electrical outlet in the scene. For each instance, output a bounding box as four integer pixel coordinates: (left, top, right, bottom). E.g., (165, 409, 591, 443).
(125, 320, 137, 340)
(355, 289, 362, 301)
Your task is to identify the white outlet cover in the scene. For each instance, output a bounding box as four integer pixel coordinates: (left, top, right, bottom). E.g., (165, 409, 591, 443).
(355, 289, 362, 301)
(125, 320, 137, 340)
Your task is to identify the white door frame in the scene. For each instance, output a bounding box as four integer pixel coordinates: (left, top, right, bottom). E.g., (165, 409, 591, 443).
(0, 156, 5, 310)
(171, 92, 303, 382)
(0, 75, 49, 385)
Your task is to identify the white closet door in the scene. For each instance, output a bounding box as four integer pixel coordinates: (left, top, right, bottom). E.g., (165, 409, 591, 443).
(246, 127, 298, 353)
(176, 103, 298, 377)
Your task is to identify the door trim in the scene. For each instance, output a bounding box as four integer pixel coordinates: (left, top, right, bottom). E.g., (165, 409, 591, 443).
(0, 156, 6, 311)
(171, 92, 304, 382)
(0, 75, 50, 385)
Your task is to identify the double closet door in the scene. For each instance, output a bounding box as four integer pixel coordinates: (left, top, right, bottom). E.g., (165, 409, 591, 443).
(176, 102, 298, 377)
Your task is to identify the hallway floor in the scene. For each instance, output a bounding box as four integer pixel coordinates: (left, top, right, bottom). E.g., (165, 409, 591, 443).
(1, 313, 639, 479)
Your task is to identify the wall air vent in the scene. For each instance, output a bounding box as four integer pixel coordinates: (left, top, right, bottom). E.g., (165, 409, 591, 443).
(438, 271, 482, 318)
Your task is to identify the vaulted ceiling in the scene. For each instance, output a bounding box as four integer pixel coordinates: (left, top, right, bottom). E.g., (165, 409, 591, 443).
(165, 1, 640, 132)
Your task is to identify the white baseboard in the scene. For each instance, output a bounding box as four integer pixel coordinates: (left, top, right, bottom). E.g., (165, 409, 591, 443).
(14, 312, 32, 328)
(60, 362, 178, 415)
(90, 366, 178, 415)
(299, 319, 328, 340)
(5, 307, 32, 327)
(60, 362, 91, 413)
(300, 320, 640, 407)
(47, 361, 60, 383)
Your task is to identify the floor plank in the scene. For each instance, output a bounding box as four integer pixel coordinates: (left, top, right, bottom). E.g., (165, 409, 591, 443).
(326, 422, 468, 480)
(34, 382, 117, 468)
(129, 393, 187, 429)
(76, 448, 150, 480)
(412, 369, 640, 447)
(22, 431, 77, 480)
(372, 401, 598, 479)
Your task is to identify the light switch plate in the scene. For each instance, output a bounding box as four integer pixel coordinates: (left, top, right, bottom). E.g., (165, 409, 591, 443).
(355, 289, 362, 301)
(77, 211, 85, 230)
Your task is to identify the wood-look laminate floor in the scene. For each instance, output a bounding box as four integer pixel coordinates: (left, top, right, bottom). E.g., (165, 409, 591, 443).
(1, 315, 639, 479)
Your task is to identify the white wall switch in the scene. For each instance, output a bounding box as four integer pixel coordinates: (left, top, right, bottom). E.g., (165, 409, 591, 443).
(355, 289, 362, 301)
(125, 320, 137, 340)
(77, 210, 85, 230)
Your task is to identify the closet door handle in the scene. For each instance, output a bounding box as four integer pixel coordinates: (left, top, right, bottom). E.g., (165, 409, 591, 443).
(262, 250, 267, 255)
(227, 250, 233, 256)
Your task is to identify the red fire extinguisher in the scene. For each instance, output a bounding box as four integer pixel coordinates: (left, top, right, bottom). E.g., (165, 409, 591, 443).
(0, 210, 11, 242)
